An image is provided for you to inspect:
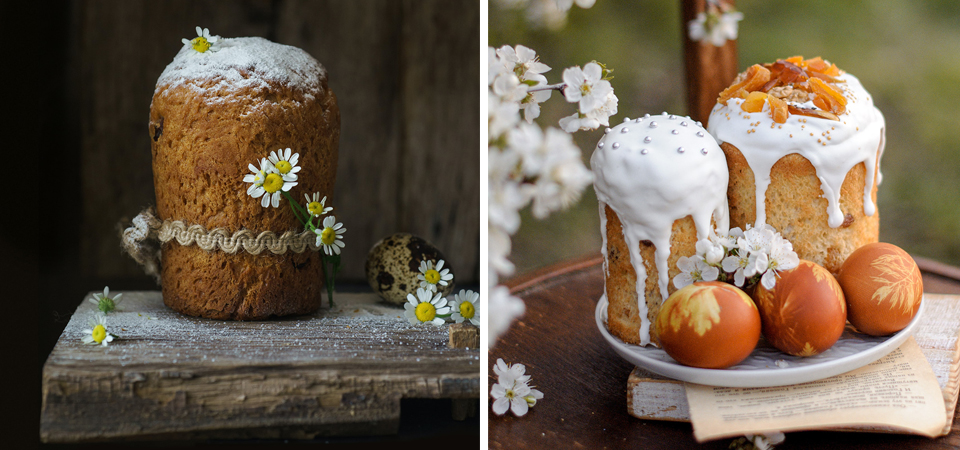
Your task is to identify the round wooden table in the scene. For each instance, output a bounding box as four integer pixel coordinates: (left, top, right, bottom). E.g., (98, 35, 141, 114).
(489, 254, 960, 450)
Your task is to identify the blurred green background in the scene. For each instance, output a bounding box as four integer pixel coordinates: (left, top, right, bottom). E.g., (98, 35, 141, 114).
(491, 0, 960, 276)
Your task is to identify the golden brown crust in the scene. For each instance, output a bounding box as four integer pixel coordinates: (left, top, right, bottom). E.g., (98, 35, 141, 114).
(603, 205, 700, 345)
(149, 53, 339, 320)
(722, 142, 878, 275)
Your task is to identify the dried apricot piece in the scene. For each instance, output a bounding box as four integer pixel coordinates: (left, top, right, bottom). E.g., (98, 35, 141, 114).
(808, 77, 847, 115)
(740, 91, 768, 113)
(718, 64, 772, 104)
(788, 104, 840, 121)
(804, 57, 830, 72)
(768, 95, 788, 123)
(785, 55, 804, 66)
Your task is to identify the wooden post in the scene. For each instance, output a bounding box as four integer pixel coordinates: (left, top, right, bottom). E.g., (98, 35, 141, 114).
(681, 0, 739, 125)
(448, 323, 479, 420)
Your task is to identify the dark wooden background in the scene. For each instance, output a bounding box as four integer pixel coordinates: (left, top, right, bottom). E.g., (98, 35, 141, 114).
(30, 0, 479, 444)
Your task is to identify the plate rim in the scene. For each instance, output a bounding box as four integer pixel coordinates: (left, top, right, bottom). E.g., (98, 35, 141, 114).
(595, 293, 926, 387)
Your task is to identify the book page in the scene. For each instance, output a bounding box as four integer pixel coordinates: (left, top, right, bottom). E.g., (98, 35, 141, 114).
(685, 337, 947, 442)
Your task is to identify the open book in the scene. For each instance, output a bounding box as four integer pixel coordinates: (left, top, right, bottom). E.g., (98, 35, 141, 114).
(626, 294, 960, 438)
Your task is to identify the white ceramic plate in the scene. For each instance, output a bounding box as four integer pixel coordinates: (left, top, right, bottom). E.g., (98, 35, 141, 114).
(596, 294, 926, 387)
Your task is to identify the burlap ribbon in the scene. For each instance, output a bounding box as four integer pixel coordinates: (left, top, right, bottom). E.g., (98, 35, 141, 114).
(121, 208, 319, 280)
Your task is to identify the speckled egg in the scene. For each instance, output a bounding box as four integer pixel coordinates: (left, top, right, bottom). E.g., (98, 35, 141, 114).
(655, 281, 761, 369)
(365, 233, 455, 305)
(753, 260, 847, 357)
(837, 242, 923, 336)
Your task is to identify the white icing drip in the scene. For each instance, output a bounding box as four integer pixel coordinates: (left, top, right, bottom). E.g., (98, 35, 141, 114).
(591, 114, 729, 346)
(598, 201, 610, 281)
(157, 37, 326, 96)
(707, 73, 885, 228)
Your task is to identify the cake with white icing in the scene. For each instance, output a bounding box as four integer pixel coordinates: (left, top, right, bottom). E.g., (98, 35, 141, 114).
(149, 36, 340, 319)
(708, 57, 884, 274)
(592, 114, 730, 346)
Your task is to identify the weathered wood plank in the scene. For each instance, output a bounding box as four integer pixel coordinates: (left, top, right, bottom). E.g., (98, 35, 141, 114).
(41, 292, 479, 442)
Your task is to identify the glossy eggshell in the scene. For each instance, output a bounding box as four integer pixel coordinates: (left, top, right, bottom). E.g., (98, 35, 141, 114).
(655, 281, 761, 369)
(753, 260, 847, 357)
(837, 242, 923, 336)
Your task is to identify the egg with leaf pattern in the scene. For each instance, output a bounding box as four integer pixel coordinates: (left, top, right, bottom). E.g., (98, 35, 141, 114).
(837, 242, 923, 336)
(655, 281, 761, 369)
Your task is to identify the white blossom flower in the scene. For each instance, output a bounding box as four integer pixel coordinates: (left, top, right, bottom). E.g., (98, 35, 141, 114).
(558, 113, 601, 133)
(489, 284, 526, 347)
(520, 73, 552, 122)
(267, 148, 301, 181)
(489, 47, 511, 87)
(496, 44, 551, 79)
(555, 0, 597, 11)
(314, 215, 345, 255)
(688, 6, 743, 47)
(181, 26, 221, 53)
(243, 157, 297, 208)
(417, 259, 454, 291)
(562, 62, 613, 115)
(403, 287, 450, 327)
(674, 255, 720, 289)
(489, 93, 522, 140)
(493, 358, 530, 385)
(489, 224, 516, 278)
(88, 286, 123, 314)
(493, 72, 530, 104)
(759, 235, 800, 290)
(490, 358, 543, 416)
(451, 289, 480, 326)
(81, 313, 115, 347)
(304, 192, 333, 217)
(722, 251, 750, 287)
(696, 238, 726, 265)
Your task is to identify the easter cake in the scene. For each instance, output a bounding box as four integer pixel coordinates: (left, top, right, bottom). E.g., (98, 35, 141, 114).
(708, 57, 885, 275)
(148, 35, 340, 319)
(591, 114, 730, 346)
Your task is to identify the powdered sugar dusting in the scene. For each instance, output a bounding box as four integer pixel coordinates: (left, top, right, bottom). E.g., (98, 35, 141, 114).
(156, 37, 326, 97)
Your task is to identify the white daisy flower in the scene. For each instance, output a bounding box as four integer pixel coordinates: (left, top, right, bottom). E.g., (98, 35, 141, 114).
(81, 313, 115, 347)
(268, 148, 301, 180)
(673, 255, 720, 289)
(181, 26, 220, 53)
(403, 287, 450, 327)
(418, 259, 454, 291)
(562, 62, 613, 116)
(243, 158, 297, 208)
(314, 215, 345, 255)
(304, 192, 333, 217)
(88, 286, 123, 314)
(450, 289, 480, 326)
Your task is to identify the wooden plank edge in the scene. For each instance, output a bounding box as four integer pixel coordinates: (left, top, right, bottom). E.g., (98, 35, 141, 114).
(504, 253, 603, 294)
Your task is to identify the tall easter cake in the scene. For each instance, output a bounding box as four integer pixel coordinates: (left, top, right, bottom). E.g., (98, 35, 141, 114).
(149, 36, 340, 319)
(708, 57, 885, 274)
(592, 114, 730, 346)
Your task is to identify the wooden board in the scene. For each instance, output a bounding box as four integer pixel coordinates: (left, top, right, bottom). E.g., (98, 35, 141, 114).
(627, 294, 960, 437)
(40, 292, 479, 443)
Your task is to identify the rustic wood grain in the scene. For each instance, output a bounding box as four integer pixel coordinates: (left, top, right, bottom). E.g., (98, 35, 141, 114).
(41, 292, 479, 442)
(490, 256, 960, 450)
(449, 323, 480, 349)
(681, 0, 738, 124)
(75, 0, 480, 284)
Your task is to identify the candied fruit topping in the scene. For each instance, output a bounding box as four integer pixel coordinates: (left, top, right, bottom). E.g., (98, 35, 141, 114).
(717, 56, 846, 121)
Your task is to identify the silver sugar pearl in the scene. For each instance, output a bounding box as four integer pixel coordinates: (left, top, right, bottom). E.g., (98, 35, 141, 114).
(671, 129, 679, 135)
(649, 121, 658, 128)
(612, 142, 620, 149)
(661, 111, 668, 115)
(677, 147, 685, 153)
(598, 142, 605, 149)
(643, 136, 652, 143)
(643, 113, 651, 118)
(623, 117, 631, 123)
(696, 131, 705, 137)
(701, 148, 708, 155)
(621, 127, 629, 133)
(640, 149, 649, 155)
(680, 121, 688, 127)
(696, 121, 703, 127)
(669, 115, 677, 120)
(604, 128, 611, 134)
(634, 117, 643, 123)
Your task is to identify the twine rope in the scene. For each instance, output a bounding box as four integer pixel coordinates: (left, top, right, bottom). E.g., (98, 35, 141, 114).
(121, 208, 319, 279)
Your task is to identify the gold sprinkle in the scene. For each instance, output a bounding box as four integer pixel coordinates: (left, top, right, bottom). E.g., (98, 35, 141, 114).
(789, 134, 793, 138)
(810, 132, 814, 136)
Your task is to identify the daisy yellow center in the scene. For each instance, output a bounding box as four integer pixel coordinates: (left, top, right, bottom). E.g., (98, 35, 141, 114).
(459, 301, 475, 319)
(320, 227, 336, 245)
(308, 201, 323, 216)
(424, 269, 441, 284)
(191, 36, 211, 53)
(415, 302, 436, 322)
(92, 325, 107, 343)
(263, 173, 284, 193)
(275, 160, 292, 174)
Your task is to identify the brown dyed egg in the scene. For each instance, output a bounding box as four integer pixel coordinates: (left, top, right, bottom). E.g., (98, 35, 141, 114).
(655, 281, 761, 369)
(837, 242, 923, 336)
(753, 260, 847, 357)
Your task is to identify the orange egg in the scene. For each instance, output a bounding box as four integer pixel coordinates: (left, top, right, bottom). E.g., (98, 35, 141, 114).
(655, 281, 761, 369)
(753, 260, 846, 356)
(837, 242, 923, 336)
